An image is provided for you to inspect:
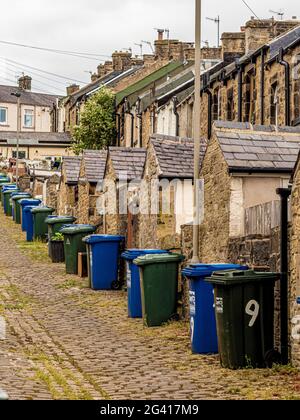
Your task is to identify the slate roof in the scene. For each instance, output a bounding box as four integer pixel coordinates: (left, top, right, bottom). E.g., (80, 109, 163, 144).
(0, 85, 61, 107)
(116, 61, 184, 106)
(82, 150, 108, 184)
(109, 147, 147, 181)
(214, 121, 300, 173)
(150, 134, 207, 178)
(269, 24, 300, 61)
(62, 156, 82, 185)
(0, 131, 71, 146)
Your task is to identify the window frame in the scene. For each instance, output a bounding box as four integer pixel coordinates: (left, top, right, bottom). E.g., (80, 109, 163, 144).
(24, 108, 34, 128)
(0, 107, 8, 125)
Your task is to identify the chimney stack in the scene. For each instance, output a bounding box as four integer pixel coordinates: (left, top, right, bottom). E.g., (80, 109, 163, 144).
(18, 75, 32, 91)
(112, 51, 132, 72)
(66, 84, 80, 96)
(221, 32, 246, 62)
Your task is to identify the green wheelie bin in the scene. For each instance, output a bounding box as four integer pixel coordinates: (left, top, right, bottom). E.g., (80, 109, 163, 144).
(45, 215, 77, 259)
(60, 225, 97, 275)
(134, 253, 185, 327)
(3, 189, 19, 216)
(31, 207, 55, 240)
(206, 270, 280, 370)
(11, 194, 32, 223)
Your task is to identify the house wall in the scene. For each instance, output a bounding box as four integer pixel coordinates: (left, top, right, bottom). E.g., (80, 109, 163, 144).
(291, 160, 300, 367)
(0, 103, 52, 132)
(156, 102, 177, 137)
(0, 145, 73, 160)
(200, 135, 231, 262)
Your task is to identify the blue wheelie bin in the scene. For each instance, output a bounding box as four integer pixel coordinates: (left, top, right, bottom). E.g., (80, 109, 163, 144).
(182, 264, 248, 355)
(23, 206, 37, 242)
(122, 249, 169, 318)
(20, 199, 42, 231)
(83, 235, 125, 290)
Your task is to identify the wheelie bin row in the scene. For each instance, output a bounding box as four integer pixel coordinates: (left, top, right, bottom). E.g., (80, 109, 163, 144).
(0, 187, 280, 370)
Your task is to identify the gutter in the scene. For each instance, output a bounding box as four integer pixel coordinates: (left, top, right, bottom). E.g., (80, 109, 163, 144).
(172, 96, 180, 137)
(278, 48, 291, 127)
(116, 113, 121, 147)
(204, 88, 212, 139)
(276, 187, 292, 366)
(124, 98, 135, 148)
(229, 167, 293, 175)
(237, 65, 243, 122)
(260, 47, 267, 125)
(136, 98, 143, 148)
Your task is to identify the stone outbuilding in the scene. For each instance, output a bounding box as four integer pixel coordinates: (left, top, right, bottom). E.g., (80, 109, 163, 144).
(77, 150, 108, 228)
(103, 147, 147, 246)
(200, 121, 300, 263)
(139, 134, 206, 250)
(291, 152, 300, 367)
(57, 156, 82, 217)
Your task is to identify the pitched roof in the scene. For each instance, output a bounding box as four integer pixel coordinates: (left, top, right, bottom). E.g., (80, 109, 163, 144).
(116, 61, 184, 106)
(0, 131, 71, 146)
(82, 150, 108, 183)
(214, 121, 300, 173)
(62, 156, 82, 184)
(69, 67, 142, 105)
(269, 24, 300, 61)
(0, 85, 60, 107)
(150, 134, 207, 178)
(109, 147, 147, 180)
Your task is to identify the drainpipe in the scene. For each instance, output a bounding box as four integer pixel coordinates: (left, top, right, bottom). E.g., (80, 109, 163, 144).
(116, 113, 121, 147)
(237, 65, 243, 122)
(172, 96, 180, 137)
(124, 98, 134, 148)
(205, 89, 212, 139)
(136, 98, 143, 148)
(260, 48, 266, 125)
(276, 187, 292, 365)
(278, 48, 291, 126)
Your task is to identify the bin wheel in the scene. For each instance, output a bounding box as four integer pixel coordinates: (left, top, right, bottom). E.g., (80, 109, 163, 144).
(111, 281, 121, 291)
(170, 314, 180, 322)
(264, 349, 282, 368)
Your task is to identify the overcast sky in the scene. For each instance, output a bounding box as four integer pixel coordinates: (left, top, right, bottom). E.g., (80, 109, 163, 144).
(0, 0, 299, 95)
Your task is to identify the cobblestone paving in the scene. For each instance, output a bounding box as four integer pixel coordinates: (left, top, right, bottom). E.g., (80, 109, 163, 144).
(0, 210, 299, 400)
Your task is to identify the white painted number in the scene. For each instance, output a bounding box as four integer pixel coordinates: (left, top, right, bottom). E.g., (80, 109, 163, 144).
(245, 300, 260, 328)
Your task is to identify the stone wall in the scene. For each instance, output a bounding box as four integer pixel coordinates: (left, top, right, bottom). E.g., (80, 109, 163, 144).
(291, 159, 300, 367)
(57, 182, 77, 217)
(18, 175, 31, 192)
(45, 175, 60, 212)
(200, 135, 231, 262)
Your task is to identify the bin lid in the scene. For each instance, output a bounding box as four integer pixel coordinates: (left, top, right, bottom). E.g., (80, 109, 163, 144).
(31, 206, 55, 214)
(206, 270, 280, 286)
(60, 225, 97, 236)
(45, 216, 76, 225)
(19, 199, 41, 207)
(11, 194, 32, 201)
(122, 249, 169, 261)
(182, 264, 248, 278)
(83, 234, 124, 244)
(24, 205, 38, 213)
(134, 253, 185, 266)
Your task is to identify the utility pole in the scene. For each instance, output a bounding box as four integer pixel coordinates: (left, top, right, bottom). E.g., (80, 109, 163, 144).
(192, 0, 202, 264)
(11, 91, 21, 186)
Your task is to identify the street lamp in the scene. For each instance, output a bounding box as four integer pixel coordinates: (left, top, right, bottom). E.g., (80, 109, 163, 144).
(11, 91, 21, 186)
(192, 0, 202, 264)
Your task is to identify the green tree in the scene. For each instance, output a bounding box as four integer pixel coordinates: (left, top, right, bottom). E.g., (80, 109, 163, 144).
(72, 87, 116, 154)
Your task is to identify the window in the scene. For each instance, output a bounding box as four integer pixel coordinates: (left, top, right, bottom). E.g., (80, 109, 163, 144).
(12, 151, 26, 159)
(24, 109, 34, 128)
(0, 107, 7, 125)
(244, 73, 256, 124)
(212, 88, 221, 121)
